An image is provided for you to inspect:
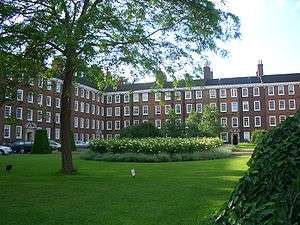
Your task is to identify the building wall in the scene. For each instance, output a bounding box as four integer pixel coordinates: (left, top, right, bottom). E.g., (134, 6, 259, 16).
(1, 77, 300, 144)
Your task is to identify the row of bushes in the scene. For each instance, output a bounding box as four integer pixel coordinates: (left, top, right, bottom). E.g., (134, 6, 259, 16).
(90, 137, 223, 154)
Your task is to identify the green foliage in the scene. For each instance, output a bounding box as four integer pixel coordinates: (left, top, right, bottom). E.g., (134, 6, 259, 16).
(213, 111, 300, 225)
(162, 109, 186, 137)
(199, 105, 222, 138)
(90, 137, 222, 155)
(82, 148, 231, 162)
(31, 129, 51, 154)
(185, 111, 202, 137)
(251, 129, 267, 144)
(120, 122, 161, 138)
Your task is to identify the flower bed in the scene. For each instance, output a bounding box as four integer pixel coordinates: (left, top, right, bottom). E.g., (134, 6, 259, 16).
(90, 137, 223, 154)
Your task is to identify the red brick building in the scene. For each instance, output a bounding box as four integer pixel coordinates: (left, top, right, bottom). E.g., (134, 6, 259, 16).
(1, 62, 300, 144)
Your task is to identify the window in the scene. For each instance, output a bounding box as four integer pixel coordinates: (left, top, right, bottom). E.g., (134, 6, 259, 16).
(185, 91, 192, 99)
(219, 89, 227, 98)
(55, 113, 60, 124)
(289, 99, 296, 109)
(142, 105, 148, 115)
(254, 101, 261, 111)
(16, 108, 23, 120)
(142, 120, 148, 123)
(231, 88, 237, 97)
(155, 92, 161, 101)
(101, 107, 104, 116)
(91, 92, 96, 101)
(47, 80, 52, 91)
(46, 96, 52, 107)
(242, 88, 248, 97)
(244, 132, 250, 142)
(75, 87, 79, 96)
(115, 121, 121, 130)
(196, 103, 202, 113)
(107, 95, 112, 104)
(133, 106, 139, 115)
(232, 117, 239, 127)
(106, 107, 112, 116)
(221, 117, 227, 127)
(133, 120, 139, 125)
(209, 89, 216, 98)
(186, 104, 193, 113)
(17, 89, 23, 101)
(115, 107, 120, 117)
(55, 128, 60, 140)
(97, 106, 100, 115)
(288, 84, 295, 95)
(155, 105, 161, 115)
(243, 117, 250, 127)
(80, 88, 85, 98)
(80, 102, 85, 113)
(16, 126, 23, 139)
(220, 132, 228, 143)
(165, 105, 171, 114)
(231, 102, 238, 112)
(253, 87, 260, 96)
(96, 120, 100, 130)
(133, 93, 139, 102)
(74, 117, 78, 128)
(279, 100, 285, 110)
(155, 119, 161, 129)
(37, 111, 43, 122)
(80, 118, 84, 128)
(38, 79, 43, 88)
(124, 106, 130, 116)
(56, 82, 62, 93)
(142, 93, 148, 102)
(255, 116, 261, 127)
(196, 90, 202, 99)
(85, 103, 90, 114)
(165, 92, 171, 101)
(175, 91, 181, 100)
(242, 101, 249, 111)
(268, 86, 275, 95)
(74, 101, 79, 111)
(86, 90, 90, 99)
(278, 85, 284, 95)
(175, 104, 181, 114)
(210, 103, 217, 109)
(220, 103, 227, 112)
(124, 93, 129, 103)
(27, 109, 33, 121)
(115, 94, 120, 103)
(269, 116, 276, 126)
(4, 106, 11, 118)
(86, 118, 90, 129)
(91, 105, 95, 114)
(4, 125, 11, 138)
(279, 115, 286, 123)
(27, 92, 34, 103)
(56, 98, 61, 108)
(46, 112, 51, 123)
(37, 94, 43, 105)
(268, 100, 276, 111)
(124, 120, 130, 128)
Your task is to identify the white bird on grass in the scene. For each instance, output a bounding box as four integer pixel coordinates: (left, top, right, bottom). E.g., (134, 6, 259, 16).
(130, 169, 136, 178)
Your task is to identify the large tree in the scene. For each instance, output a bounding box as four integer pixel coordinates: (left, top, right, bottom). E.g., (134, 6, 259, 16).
(0, 0, 240, 174)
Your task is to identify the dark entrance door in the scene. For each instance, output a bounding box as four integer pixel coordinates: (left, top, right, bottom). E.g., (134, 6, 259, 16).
(232, 134, 238, 145)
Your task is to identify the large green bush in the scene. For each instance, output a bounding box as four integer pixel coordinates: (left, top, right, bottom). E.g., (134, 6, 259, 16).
(213, 112, 300, 224)
(251, 129, 267, 144)
(31, 129, 51, 154)
(120, 122, 161, 138)
(90, 137, 222, 154)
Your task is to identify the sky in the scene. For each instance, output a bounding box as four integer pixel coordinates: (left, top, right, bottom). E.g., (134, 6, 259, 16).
(208, 0, 300, 78)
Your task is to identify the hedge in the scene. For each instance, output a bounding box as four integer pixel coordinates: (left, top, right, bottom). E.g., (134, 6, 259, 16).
(32, 129, 51, 154)
(90, 137, 223, 154)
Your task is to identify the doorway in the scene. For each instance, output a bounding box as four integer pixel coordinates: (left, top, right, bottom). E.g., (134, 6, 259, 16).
(26, 131, 34, 142)
(232, 134, 239, 145)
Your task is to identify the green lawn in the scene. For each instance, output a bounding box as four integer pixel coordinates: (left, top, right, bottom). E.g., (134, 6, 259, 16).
(0, 154, 249, 225)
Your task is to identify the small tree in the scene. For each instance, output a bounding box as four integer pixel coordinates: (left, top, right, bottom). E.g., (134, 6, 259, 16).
(251, 129, 267, 144)
(120, 122, 161, 138)
(185, 111, 202, 137)
(162, 109, 185, 137)
(32, 129, 51, 154)
(198, 105, 222, 137)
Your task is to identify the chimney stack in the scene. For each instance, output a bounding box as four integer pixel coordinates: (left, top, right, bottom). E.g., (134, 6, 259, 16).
(204, 64, 213, 82)
(257, 60, 264, 77)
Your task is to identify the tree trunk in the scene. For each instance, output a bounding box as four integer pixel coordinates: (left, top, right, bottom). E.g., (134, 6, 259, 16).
(60, 54, 76, 174)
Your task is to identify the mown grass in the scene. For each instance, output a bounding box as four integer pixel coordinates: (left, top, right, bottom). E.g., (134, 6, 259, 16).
(0, 154, 249, 225)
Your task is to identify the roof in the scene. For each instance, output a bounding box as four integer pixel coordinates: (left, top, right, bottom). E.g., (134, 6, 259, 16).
(104, 73, 300, 92)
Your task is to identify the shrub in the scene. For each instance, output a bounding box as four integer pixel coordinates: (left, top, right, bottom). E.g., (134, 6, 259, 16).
(120, 122, 161, 138)
(251, 129, 267, 144)
(31, 129, 51, 154)
(90, 137, 223, 154)
(213, 112, 300, 224)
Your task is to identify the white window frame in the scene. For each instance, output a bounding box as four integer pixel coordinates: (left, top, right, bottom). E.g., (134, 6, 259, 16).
(268, 100, 276, 111)
(196, 90, 202, 99)
(142, 92, 148, 102)
(288, 84, 295, 95)
(209, 89, 216, 98)
(278, 85, 285, 95)
(269, 116, 276, 127)
(16, 107, 23, 120)
(279, 100, 285, 110)
(175, 104, 181, 114)
(4, 125, 11, 139)
(124, 106, 130, 116)
(242, 88, 248, 97)
(289, 99, 296, 110)
(242, 101, 249, 112)
(142, 105, 148, 115)
(155, 92, 161, 102)
(231, 88, 237, 98)
(16, 126, 23, 139)
(115, 107, 121, 117)
(115, 94, 121, 103)
(185, 91, 192, 100)
(232, 117, 239, 128)
(268, 86, 275, 96)
(219, 89, 227, 98)
(155, 105, 161, 115)
(220, 103, 227, 112)
(133, 106, 139, 116)
(255, 116, 261, 127)
(133, 93, 139, 102)
(165, 92, 171, 101)
(253, 87, 260, 97)
(196, 103, 202, 113)
(231, 102, 238, 112)
(243, 117, 250, 127)
(186, 104, 193, 114)
(17, 89, 24, 101)
(254, 101, 261, 111)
